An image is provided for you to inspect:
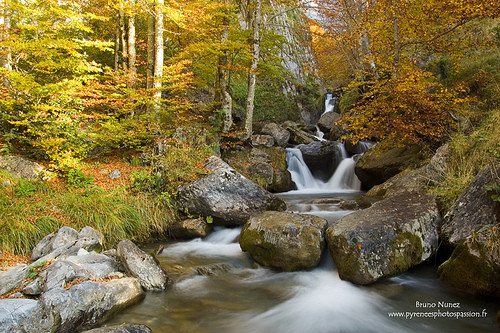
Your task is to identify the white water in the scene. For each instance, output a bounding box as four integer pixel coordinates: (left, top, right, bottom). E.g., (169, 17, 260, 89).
(105, 139, 498, 333)
(323, 93, 336, 115)
(286, 143, 361, 192)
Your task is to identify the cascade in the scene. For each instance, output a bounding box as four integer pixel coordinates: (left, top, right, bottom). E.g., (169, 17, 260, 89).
(323, 93, 335, 115)
(286, 142, 362, 192)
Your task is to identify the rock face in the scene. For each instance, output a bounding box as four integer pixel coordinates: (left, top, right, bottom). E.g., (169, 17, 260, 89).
(326, 191, 440, 285)
(355, 145, 427, 189)
(438, 226, 500, 298)
(0, 155, 48, 180)
(177, 156, 286, 225)
(440, 164, 500, 247)
(299, 141, 345, 181)
(169, 217, 213, 239)
(223, 147, 293, 192)
(239, 211, 327, 271)
(116, 239, 168, 291)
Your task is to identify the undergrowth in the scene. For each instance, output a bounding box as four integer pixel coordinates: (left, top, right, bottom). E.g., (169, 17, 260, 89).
(0, 171, 174, 255)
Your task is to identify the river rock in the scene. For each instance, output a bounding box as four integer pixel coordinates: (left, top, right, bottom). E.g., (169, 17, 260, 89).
(251, 134, 274, 147)
(169, 217, 213, 239)
(317, 111, 341, 135)
(365, 144, 449, 199)
(65, 251, 121, 280)
(284, 123, 317, 145)
(0, 155, 48, 180)
(299, 141, 346, 181)
(31, 226, 103, 262)
(116, 239, 168, 291)
(0, 264, 28, 296)
(223, 147, 293, 192)
(82, 324, 153, 333)
(239, 211, 328, 271)
(261, 122, 290, 147)
(438, 225, 500, 298)
(440, 164, 500, 248)
(29, 278, 144, 332)
(0, 298, 38, 332)
(354, 145, 427, 189)
(177, 156, 286, 225)
(326, 191, 440, 284)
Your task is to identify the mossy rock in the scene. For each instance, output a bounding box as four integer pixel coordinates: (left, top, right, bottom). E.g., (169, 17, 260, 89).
(239, 211, 327, 271)
(438, 225, 500, 298)
(326, 191, 439, 285)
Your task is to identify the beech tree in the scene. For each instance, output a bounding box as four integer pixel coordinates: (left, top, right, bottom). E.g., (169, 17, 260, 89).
(243, 0, 262, 139)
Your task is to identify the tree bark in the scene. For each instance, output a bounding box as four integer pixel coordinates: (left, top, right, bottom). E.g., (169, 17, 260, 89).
(119, 7, 127, 70)
(127, 0, 136, 85)
(0, 0, 12, 72)
(153, 0, 164, 111)
(244, 0, 262, 139)
(146, 9, 155, 90)
(215, 2, 233, 133)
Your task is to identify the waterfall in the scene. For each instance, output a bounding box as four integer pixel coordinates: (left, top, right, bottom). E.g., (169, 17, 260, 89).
(323, 93, 335, 115)
(286, 148, 321, 190)
(286, 143, 362, 192)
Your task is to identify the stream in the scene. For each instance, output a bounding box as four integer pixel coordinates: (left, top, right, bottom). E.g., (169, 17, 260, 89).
(105, 144, 498, 332)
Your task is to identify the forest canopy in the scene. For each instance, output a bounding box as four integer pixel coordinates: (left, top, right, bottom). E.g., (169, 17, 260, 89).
(0, 0, 499, 167)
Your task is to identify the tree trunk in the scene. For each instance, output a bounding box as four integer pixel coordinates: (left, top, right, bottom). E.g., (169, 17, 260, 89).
(153, 0, 164, 111)
(127, 0, 136, 85)
(114, 12, 120, 70)
(119, 8, 127, 70)
(146, 9, 155, 90)
(215, 2, 233, 134)
(244, 0, 262, 139)
(0, 0, 12, 72)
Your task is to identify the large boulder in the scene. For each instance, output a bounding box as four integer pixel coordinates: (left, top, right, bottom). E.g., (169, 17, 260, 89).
(0, 155, 48, 180)
(326, 191, 440, 285)
(239, 211, 327, 271)
(223, 147, 293, 192)
(29, 278, 144, 332)
(440, 164, 500, 248)
(438, 225, 500, 298)
(261, 122, 290, 147)
(317, 111, 341, 135)
(299, 141, 346, 181)
(283, 122, 317, 145)
(177, 156, 286, 225)
(116, 239, 168, 291)
(354, 145, 427, 189)
(365, 144, 449, 199)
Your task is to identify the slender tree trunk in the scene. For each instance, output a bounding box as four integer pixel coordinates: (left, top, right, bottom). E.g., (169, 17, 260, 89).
(244, 0, 262, 139)
(114, 13, 120, 70)
(127, 0, 136, 85)
(153, 0, 164, 111)
(0, 0, 12, 73)
(146, 9, 155, 90)
(119, 8, 128, 70)
(216, 2, 233, 133)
